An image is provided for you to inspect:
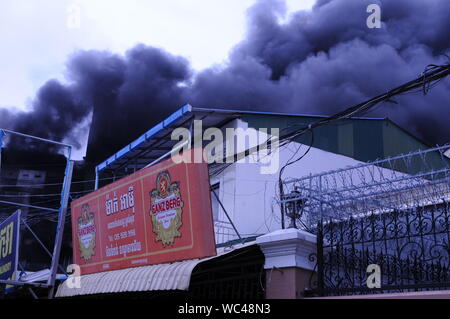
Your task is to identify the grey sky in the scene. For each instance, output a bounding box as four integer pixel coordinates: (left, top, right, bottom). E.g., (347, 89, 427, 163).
(0, 0, 315, 112)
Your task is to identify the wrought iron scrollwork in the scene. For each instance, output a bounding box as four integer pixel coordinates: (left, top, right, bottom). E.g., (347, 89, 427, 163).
(312, 202, 450, 296)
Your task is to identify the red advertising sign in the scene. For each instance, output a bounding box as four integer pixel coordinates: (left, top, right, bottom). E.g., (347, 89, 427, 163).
(71, 154, 216, 275)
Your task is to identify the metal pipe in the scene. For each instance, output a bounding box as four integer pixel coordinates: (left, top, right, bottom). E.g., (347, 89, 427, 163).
(0, 280, 48, 288)
(210, 186, 242, 240)
(0, 129, 5, 171)
(94, 167, 99, 190)
(0, 200, 59, 212)
(47, 157, 74, 298)
(279, 182, 285, 229)
(22, 219, 67, 275)
(0, 128, 72, 148)
(28, 287, 39, 299)
(144, 139, 190, 168)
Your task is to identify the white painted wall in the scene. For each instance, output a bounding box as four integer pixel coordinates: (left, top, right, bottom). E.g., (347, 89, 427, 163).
(208, 122, 372, 244)
(207, 120, 438, 245)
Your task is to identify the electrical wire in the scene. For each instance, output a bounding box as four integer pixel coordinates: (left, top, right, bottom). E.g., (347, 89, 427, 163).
(0, 173, 128, 188)
(209, 58, 448, 177)
(277, 129, 314, 228)
(0, 189, 94, 198)
(274, 61, 450, 147)
(272, 60, 449, 229)
(1, 61, 449, 229)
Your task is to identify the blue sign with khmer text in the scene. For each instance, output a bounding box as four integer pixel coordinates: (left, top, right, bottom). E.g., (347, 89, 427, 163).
(0, 210, 20, 289)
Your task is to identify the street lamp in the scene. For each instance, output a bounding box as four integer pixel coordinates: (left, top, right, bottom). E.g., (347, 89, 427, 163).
(284, 187, 304, 229)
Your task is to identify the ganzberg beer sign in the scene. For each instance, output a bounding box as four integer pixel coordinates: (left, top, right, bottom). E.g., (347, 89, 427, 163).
(71, 156, 216, 275)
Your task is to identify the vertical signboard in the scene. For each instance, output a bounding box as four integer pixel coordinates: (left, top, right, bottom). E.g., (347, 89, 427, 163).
(71, 155, 216, 275)
(0, 210, 20, 288)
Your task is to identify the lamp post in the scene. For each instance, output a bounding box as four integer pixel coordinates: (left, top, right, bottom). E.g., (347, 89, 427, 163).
(284, 187, 304, 229)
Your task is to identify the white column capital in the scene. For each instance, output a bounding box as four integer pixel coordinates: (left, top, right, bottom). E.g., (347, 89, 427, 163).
(256, 228, 317, 271)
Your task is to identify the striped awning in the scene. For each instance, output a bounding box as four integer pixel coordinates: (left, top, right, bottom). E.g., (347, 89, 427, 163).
(56, 242, 256, 298)
(56, 258, 207, 297)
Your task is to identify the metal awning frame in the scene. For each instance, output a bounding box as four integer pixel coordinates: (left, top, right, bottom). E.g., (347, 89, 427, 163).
(0, 129, 74, 299)
(93, 104, 249, 189)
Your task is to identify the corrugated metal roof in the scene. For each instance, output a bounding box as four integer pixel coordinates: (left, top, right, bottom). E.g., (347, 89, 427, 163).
(55, 258, 205, 298)
(95, 104, 390, 175)
(56, 242, 256, 298)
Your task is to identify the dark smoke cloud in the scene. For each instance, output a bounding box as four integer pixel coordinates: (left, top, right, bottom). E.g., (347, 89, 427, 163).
(1, 45, 191, 160)
(1, 0, 449, 163)
(78, 45, 191, 162)
(191, 0, 450, 144)
(15, 80, 88, 145)
(1, 79, 89, 153)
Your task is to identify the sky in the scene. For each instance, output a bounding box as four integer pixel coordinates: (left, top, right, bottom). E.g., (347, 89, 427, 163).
(0, 0, 315, 112)
(1, 0, 448, 162)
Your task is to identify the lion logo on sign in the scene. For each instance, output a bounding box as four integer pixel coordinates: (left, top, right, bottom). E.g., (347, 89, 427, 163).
(77, 204, 96, 261)
(149, 171, 184, 246)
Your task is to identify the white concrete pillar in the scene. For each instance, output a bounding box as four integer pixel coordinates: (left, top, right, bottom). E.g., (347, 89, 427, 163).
(256, 228, 317, 299)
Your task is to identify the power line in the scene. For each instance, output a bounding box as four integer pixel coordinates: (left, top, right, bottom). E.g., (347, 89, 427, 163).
(0, 174, 125, 188)
(278, 128, 314, 229)
(2, 61, 449, 227)
(275, 61, 450, 146)
(0, 189, 95, 198)
(275, 60, 450, 229)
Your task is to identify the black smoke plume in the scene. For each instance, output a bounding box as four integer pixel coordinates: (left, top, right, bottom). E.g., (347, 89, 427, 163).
(1, 0, 449, 163)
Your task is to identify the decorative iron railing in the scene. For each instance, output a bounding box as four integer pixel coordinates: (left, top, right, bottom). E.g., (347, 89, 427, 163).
(310, 202, 450, 296)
